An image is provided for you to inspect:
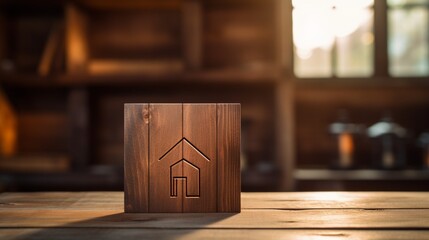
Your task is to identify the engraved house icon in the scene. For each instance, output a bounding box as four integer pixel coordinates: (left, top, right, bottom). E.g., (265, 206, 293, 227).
(160, 138, 210, 198)
(125, 103, 241, 213)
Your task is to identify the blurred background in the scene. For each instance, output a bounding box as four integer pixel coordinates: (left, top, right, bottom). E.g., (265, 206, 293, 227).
(0, 0, 429, 192)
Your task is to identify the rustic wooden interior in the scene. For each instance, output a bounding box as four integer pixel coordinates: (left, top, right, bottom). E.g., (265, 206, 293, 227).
(1, 0, 429, 192)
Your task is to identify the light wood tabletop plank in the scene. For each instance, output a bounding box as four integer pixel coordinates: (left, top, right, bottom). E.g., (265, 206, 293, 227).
(1, 192, 429, 210)
(1, 229, 429, 240)
(1, 192, 429, 239)
(1, 208, 429, 229)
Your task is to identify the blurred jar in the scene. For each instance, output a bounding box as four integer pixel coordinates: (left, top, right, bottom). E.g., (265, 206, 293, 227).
(367, 116, 407, 169)
(418, 132, 429, 169)
(329, 111, 363, 169)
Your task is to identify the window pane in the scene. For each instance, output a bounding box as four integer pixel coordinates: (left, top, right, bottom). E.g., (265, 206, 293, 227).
(292, 0, 373, 8)
(332, 0, 374, 8)
(293, 0, 374, 77)
(388, 8, 429, 76)
(292, 0, 332, 8)
(293, 8, 333, 77)
(294, 46, 333, 77)
(388, 0, 429, 7)
(336, 9, 374, 77)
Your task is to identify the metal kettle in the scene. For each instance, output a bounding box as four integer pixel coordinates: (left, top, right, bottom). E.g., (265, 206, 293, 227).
(367, 116, 407, 169)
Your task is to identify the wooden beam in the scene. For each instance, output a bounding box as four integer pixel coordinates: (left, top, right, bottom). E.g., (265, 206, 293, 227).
(68, 88, 90, 171)
(182, 0, 202, 70)
(275, 0, 295, 191)
(276, 81, 295, 191)
(275, 0, 293, 75)
(374, 0, 389, 77)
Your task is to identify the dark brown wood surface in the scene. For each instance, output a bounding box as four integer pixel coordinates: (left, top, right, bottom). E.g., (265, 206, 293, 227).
(149, 104, 183, 213)
(217, 103, 241, 212)
(125, 103, 239, 213)
(183, 104, 217, 212)
(124, 104, 149, 213)
(1, 192, 429, 239)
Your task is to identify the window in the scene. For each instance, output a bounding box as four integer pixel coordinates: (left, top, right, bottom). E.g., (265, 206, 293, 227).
(292, 0, 374, 77)
(388, 0, 429, 76)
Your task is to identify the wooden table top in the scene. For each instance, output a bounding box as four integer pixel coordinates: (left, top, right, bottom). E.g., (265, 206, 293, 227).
(0, 192, 429, 239)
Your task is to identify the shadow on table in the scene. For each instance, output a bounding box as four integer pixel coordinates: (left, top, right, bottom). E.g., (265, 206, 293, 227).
(17, 212, 239, 240)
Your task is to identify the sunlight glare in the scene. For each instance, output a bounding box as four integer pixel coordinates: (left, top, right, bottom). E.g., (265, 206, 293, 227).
(293, 0, 374, 54)
(309, 192, 350, 201)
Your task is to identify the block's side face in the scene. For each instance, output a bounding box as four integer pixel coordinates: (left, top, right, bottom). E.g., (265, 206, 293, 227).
(217, 103, 241, 212)
(149, 104, 183, 213)
(124, 104, 149, 213)
(183, 104, 217, 212)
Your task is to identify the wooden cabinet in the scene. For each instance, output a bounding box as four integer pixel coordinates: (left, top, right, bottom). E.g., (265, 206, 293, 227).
(1, 0, 428, 192)
(0, 0, 289, 192)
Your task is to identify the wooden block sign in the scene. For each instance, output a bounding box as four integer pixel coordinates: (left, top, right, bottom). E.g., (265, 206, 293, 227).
(124, 103, 240, 213)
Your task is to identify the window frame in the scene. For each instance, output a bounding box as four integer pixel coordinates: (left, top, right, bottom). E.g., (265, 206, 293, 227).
(286, 0, 429, 85)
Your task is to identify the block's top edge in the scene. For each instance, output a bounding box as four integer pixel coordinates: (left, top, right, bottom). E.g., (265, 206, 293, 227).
(124, 103, 241, 105)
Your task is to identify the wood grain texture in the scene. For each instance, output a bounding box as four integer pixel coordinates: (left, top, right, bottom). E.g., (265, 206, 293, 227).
(149, 104, 182, 213)
(4, 192, 429, 211)
(124, 104, 149, 213)
(183, 104, 217, 212)
(217, 103, 241, 212)
(88, 10, 181, 60)
(1, 192, 429, 239)
(125, 103, 239, 213)
(2, 208, 429, 229)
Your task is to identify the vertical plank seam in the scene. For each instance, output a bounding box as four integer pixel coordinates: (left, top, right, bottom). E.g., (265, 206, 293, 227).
(148, 103, 150, 212)
(181, 103, 184, 213)
(238, 104, 241, 210)
(123, 105, 127, 212)
(216, 103, 219, 212)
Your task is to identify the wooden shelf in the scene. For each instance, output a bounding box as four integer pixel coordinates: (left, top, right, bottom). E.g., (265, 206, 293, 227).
(295, 76, 429, 88)
(0, 165, 123, 191)
(0, 69, 280, 88)
(0, 155, 69, 173)
(295, 169, 429, 181)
